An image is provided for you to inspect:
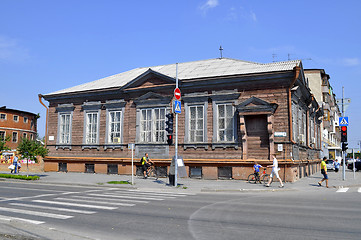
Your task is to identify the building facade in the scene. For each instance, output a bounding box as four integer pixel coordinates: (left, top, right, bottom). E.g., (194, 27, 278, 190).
(0, 106, 38, 150)
(305, 69, 342, 160)
(41, 58, 322, 182)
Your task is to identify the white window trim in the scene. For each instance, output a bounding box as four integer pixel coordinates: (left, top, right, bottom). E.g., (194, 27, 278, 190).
(83, 110, 100, 145)
(106, 110, 123, 144)
(58, 112, 72, 145)
(13, 115, 19, 122)
(0, 114, 6, 120)
(185, 103, 207, 143)
(213, 102, 236, 143)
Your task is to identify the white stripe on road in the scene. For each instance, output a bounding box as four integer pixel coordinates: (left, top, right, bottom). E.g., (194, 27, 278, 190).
(32, 200, 118, 210)
(126, 189, 196, 195)
(112, 190, 182, 198)
(0, 214, 44, 225)
(0, 206, 73, 219)
(10, 203, 96, 214)
(358, 188, 361, 193)
(99, 193, 164, 201)
(336, 188, 349, 193)
(71, 195, 149, 204)
(55, 197, 135, 207)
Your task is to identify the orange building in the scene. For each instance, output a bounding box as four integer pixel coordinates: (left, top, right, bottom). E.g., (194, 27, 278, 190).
(0, 106, 38, 150)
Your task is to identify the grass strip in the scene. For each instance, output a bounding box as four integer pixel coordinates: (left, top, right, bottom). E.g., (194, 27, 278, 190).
(107, 180, 130, 184)
(0, 174, 40, 180)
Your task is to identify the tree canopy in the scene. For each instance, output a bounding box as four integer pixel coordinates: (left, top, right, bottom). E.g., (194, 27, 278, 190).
(17, 137, 48, 162)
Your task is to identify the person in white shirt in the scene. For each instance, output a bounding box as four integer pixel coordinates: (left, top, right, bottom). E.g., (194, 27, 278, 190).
(266, 154, 284, 188)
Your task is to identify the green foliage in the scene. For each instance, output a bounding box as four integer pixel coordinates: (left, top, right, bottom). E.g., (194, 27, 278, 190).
(107, 181, 130, 184)
(0, 136, 11, 152)
(0, 174, 40, 180)
(17, 138, 48, 162)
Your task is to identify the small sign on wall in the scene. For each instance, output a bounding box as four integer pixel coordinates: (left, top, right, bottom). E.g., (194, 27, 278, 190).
(275, 132, 287, 137)
(49, 136, 54, 141)
(278, 144, 283, 152)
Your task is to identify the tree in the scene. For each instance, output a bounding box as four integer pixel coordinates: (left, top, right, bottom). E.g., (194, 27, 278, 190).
(17, 137, 48, 162)
(0, 136, 11, 152)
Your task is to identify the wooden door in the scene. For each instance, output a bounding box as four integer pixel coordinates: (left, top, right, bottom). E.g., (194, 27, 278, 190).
(245, 115, 269, 159)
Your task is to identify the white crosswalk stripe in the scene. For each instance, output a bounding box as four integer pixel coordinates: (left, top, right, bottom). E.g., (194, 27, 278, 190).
(9, 203, 96, 214)
(54, 197, 135, 207)
(0, 206, 73, 219)
(0, 188, 195, 225)
(358, 188, 361, 193)
(336, 188, 349, 193)
(32, 200, 118, 210)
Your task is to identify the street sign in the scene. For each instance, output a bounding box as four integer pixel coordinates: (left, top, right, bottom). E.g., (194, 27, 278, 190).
(339, 117, 349, 126)
(174, 88, 181, 100)
(174, 100, 181, 114)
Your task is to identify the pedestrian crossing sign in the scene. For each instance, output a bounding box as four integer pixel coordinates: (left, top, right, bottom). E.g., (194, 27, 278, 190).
(174, 100, 181, 114)
(339, 117, 349, 126)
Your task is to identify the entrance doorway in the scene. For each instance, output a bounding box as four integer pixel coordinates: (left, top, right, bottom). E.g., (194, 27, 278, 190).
(245, 115, 270, 159)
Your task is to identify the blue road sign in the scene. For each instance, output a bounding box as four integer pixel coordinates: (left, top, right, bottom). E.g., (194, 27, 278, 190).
(339, 117, 349, 126)
(174, 100, 181, 114)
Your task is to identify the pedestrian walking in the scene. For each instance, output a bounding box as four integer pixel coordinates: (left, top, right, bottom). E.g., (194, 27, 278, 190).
(334, 159, 340, 173)
(13, 153, 18, 174)
(266, 155, 284, 188)
(318, 157, 329, 188)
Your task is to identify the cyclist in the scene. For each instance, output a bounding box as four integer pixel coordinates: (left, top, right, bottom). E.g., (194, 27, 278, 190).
(141, 153, 154, 179)
(253, 162, 262, 183)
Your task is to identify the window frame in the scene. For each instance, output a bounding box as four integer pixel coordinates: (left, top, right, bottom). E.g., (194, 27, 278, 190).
(0, 114, 6, 120)
(185, 102, 207, 144)
(84, 110, 100, 145)
(24, 117, 28, 123)
(0, 131, 5, 141)
(58, 112, 72, 145)
(138, 107, 166, 143)
(13, 115, 19, 122)
(214, 102, 236, 143)
(12, 131, 18, 143)
(56, 103, 75, 150)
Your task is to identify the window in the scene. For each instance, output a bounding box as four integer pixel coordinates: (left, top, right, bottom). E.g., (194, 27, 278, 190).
(23, 133, 27, 139)
(59, 113, 71, 144)
(108, 111, 122, 143)
(12, 132, 18, 143)
(13, 115, 19, 122)
(0, 114, 6, 120)
(140, 108, 166, 143)
(217, 104, 234, 142)
(0, 131, 5, 141)
(85, 112, 98, 144)
(189, 105, 204, 142)
(24, 117, 28, 123)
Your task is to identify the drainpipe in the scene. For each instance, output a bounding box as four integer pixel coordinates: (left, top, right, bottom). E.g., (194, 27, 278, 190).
(288, 66, 300, 145)
(38, 94, 48, 147)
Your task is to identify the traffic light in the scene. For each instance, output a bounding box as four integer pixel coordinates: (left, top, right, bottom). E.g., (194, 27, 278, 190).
(341, 126, 347, 142)
(165, 113, 174, 145)
(342, 142, 348, 152)
(167, 134, 173, 145)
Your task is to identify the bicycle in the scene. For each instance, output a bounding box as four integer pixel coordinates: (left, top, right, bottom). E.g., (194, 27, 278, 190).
(247, 168, 273, 185)
(146, 164, 158, 180)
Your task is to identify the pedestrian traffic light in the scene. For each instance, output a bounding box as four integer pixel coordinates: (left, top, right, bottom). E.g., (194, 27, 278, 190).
(165, 113, 174, 145)
(167, 134, 173, 146)
(165, 113, 174, 134)
(342, 142, 348, 152)
(341, 126, 347, 142)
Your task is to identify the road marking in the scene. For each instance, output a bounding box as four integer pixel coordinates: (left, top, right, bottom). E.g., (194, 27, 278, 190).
(0, 214, 44, 225)
(99, 193, 164, 201)
(126, 189, 196, 195)
(112, 190, 184, 198)
(71, 195, 149, 204)
(358, 188, 361, 193)
(9, 203, 96, 214)
(0, 206, 73, 219)
(0, 186, 66, 193)
(336, 188, 349, 193)
(55, 197, 135, 207)
(32, 200, 118, 210)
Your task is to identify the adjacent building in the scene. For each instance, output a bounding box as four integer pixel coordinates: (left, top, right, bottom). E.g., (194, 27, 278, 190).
(0, 106, 38, 150)
(41, 58, 323, 182)
(305, 69, 342, 160)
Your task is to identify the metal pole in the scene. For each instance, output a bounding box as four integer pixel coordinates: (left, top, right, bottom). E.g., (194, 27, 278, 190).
(342, 86, 346, 181)
(131, 145, 134, 185)
(174, 63, 178, 187)
(352, 148, 355, 179)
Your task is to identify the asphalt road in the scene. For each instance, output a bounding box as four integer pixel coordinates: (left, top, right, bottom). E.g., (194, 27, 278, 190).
(0, 181, 360, 240)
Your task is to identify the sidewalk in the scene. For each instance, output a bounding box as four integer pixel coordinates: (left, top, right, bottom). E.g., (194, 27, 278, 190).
(1, 170, 360, 193)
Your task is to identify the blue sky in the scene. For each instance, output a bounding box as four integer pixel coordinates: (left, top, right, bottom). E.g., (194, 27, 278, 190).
(1, 0, 360, 148)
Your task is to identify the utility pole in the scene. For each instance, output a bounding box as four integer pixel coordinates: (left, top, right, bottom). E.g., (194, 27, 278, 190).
(342, 86, 346, 181)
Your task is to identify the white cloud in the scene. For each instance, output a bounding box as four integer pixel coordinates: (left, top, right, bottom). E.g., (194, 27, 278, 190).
(226, 6, 257, 22)
(200, 0, 219, 14)
(0, 36, 30, 63)
(342, 58, 360, 66)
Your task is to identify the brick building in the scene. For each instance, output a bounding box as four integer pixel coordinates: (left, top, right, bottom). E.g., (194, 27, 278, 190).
(0, 106, 38, 150)
(41, 58, 322, 182)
